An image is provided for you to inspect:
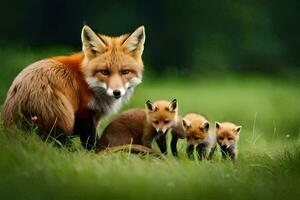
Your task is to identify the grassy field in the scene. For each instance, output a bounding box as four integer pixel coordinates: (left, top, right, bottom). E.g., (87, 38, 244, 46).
(0, 47, 300, 200)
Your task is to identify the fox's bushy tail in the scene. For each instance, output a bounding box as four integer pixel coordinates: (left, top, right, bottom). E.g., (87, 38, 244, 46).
(96, 144, 163, 158)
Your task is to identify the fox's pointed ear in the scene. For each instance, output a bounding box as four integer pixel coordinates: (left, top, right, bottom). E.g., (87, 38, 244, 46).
(215, 121, 221, 129)
(201, 121, 210, 132)
(122, 26, 145, 56)
(168, 99, 177, 112)
(81, 25, 106, 60)
(236, 126, 242, 134)
(182, 119, 191, 129)
(145, 100, 157, 112)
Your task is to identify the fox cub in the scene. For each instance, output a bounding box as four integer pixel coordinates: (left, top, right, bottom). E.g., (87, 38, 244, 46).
(215, 122, 241, 161)
(180, 113, 215, 160)
(97, 99, 179, 153)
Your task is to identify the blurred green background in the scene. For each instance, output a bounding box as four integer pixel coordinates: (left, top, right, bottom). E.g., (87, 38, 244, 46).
(0, 0, 299, 74)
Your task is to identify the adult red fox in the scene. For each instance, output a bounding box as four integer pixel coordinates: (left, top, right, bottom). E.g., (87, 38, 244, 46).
(2, 25, 146, 150)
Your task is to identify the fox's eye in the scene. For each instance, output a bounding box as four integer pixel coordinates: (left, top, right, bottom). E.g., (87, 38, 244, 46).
(99, 69, 109, 76)
(153, 120, 159, 125)
(187, 136, 190, 140)
(164, 119, 170, 124)
(195, 136, 202, 140)
(228, 137, 234, 140)
(121, 69, 130, 75)
(218, 137, 224, 140)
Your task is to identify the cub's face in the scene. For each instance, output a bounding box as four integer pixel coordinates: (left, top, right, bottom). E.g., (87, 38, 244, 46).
(215, 122, 241, 150)
(182, 114, 210, 146)
(146, 99, 178, 135)
(81, 25, 145, 99)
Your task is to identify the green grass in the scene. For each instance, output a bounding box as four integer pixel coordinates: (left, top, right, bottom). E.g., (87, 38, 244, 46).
(0, 47, 300, 200)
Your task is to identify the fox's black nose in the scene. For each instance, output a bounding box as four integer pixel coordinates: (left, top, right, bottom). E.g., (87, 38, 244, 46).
(113, 90, 121, 98)
(158, 130, 163, 134)
(221, 145, 228, 149)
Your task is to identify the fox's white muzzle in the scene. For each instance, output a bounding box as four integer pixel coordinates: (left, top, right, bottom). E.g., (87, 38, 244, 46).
(106, 87, 126, 99)
(156, 127, 168, 135)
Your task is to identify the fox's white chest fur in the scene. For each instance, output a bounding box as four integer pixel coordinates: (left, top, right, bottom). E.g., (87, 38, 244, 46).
(205, 131, 216, 147)
(88, 87, 134, 118)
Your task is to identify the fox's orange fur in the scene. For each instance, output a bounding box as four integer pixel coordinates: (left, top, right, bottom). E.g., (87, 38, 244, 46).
(215, 122, 241, 161)
(2, 25, 146, 149)
(98, 100, 179, 153)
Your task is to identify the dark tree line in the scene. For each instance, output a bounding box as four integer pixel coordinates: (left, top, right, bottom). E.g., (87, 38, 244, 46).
(0, 0, 299, 73)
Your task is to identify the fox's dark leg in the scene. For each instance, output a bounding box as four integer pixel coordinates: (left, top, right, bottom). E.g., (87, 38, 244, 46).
(74, 115, 98, 151)
(186, 145, 194, 160)
(171, 135, 179, 157)
(55, 134, 73, 147)
(156, 133, 167, 155)
(221, 149, 227, 159)
(221, 148, 230, 159)
(41, 128, 73, 148)
(196, 144, 207, 160)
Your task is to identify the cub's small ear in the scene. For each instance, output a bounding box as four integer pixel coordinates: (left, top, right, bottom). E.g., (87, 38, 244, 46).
(236, 126, 242, 133)
(202, 121, 210, 132)
(168, 99, 177, 112)
(182, 119, 191, 129)
(122, 26, 145, 56)
(145, 100, 157, 112)
(215, 121, 221, 129)
(81, 25, 106, 60)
